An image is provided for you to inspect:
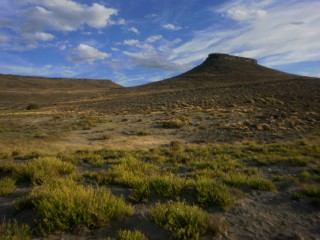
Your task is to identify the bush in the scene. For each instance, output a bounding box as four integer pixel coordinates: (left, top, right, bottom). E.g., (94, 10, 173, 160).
(116, 229, 148, 240)
(26, 103, 40, 110)
(16, 157, 75, 185)
(0, 219, 31, 240)
(150, 201, 220, 239)
(159, 119, 184, 129)
(223, 174, 277, 192)
(0, 177, 16, 196)
(195, 180, 234, 211)
(301, 185, 320, 197)
(28, 178, 134, 235)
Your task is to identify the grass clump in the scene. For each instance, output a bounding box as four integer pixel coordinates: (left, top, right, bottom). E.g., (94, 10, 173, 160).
(300, 185, 320, 197)
(17, 157, 75, 185)
(195, 180, 234, 211)
(159, 119, 184, 129)
(57, 150, 105, 167)
(130, 175, 188, 203)
(150, 201, 221, 240)
(85, 156, 158, 188)
(149, 175, 186, 198)
(0, 177, 16, 196)
(27, 178, 134, 235)
(116, 229, 148, 240)
(248, 178, 277, 191)
(0, 219, 31, 240)
(223, 174, 277, 191)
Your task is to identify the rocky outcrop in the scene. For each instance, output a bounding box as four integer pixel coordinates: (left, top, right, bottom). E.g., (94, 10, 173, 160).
(205, 53, 258, 65)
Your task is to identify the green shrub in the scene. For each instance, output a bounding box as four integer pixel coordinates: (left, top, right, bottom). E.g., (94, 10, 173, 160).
(149, 175, 186, 198)
(0, 177, 16, 196)
(223, 174, 277, 191)
(130, 175, 188, 203)
(301, 185, 320, 197)
(0, 219, 31, 240)
(57, 151, 104, 167)
(195, 180, 234, 211)
(28, 178, 134, 235)
(16, 157, 75, 185)
(150, 201, 220, 240)
(248, 178, 277, 191)
(130, 182, 151, 203)
(116, 229, 148, 240)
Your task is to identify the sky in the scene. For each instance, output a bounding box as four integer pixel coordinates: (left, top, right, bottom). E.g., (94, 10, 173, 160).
(0, 0, 319, 86)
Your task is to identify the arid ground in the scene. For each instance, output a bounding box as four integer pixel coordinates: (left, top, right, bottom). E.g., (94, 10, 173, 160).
(0, 54, 319, 239)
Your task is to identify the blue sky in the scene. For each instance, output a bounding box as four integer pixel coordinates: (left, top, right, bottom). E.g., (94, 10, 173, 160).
(0, 0, 319, 86)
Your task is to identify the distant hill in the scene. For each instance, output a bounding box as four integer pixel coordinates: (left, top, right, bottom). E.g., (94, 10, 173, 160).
(1, 53, 319, 112)
(0, 74, 122, 108)
(0, 74, 122, 90)
(135, 53, 298, 90)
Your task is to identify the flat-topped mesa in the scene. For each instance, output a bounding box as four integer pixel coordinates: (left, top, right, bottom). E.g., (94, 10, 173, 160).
(205, 53, 258, 65)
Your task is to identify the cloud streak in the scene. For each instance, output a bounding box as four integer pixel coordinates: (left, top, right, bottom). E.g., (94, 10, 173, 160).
(170, 0, 320, 68)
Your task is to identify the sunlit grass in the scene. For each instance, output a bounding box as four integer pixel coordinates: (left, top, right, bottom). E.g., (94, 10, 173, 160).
(23, 178, 134, 235)
(150, 201, 222, 239)
(0, 177, 16, 196)
(0, 219, 31, 240)
(116, 229, 148, 240)
(195, 179, 234, 211)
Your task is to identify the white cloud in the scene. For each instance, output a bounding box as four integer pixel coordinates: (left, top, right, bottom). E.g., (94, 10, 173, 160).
(25, 32, 55, 41)
(21, 1, 118, 32)
(226, 8, 267, 21)
(129, 27, 139, 34)
(162, 23, 182, 31)
(122, 39, 140, 46)
(170, 0, 320, 68)
(146, 35, 162, 43)
(68, 44, 110, 64)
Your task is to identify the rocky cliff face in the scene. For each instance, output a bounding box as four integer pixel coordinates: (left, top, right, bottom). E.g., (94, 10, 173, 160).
(205, 53, 258, 65)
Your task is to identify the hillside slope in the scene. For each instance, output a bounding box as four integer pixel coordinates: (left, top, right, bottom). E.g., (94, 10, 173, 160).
(0, 74, 122, 108)
(135, 53, 297, 90)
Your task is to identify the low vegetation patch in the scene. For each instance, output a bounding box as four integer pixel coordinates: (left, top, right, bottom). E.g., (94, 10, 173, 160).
(16, 157, 75, 185)
(25, 178, 134, 235)
(0, 219, 31, 240)
(115, 229, 148, 240)
(195, 180, 234, 211)
(57, 150, 105, 167)
(150, 201, 221, 239)
(223, 173, 277, 191)
(158, 119, 184, 128)
(0, 177, 16, 196)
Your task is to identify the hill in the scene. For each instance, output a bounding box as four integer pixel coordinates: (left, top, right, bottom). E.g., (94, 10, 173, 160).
(0, 74, 121, 90)
(135, 53, 298, 90)
(0, 74, 122, 108)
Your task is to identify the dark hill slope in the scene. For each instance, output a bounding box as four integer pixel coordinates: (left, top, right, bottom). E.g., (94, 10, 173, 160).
(135, 53, 296, 91)
(0, 74, 122, 108)
(0, 74, 121, 90)
(70, 53, 319, 116)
